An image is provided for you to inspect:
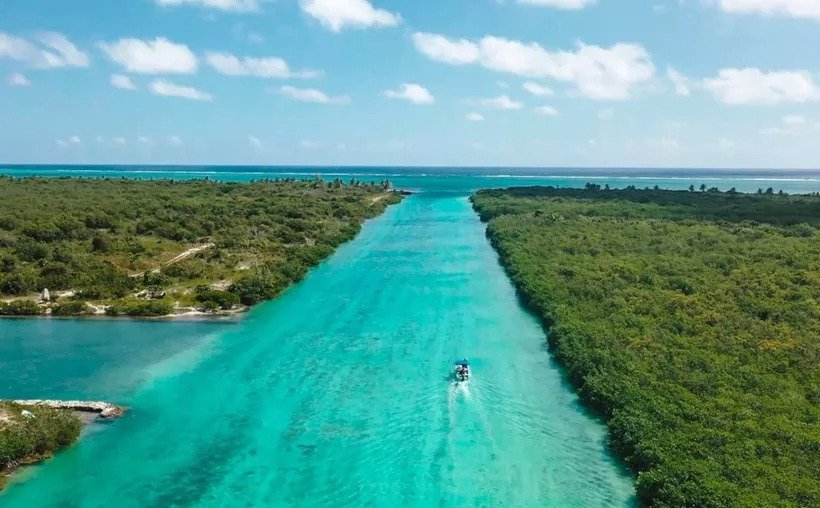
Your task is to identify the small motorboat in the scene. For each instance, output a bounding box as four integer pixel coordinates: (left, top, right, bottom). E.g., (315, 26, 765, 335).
(454, 359, 470, 382)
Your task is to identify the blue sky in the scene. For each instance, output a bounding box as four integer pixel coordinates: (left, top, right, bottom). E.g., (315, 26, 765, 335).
(2, 0, 820, 168)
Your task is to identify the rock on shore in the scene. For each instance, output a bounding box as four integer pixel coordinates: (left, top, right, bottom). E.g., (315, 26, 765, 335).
(11, 400, 125, 419)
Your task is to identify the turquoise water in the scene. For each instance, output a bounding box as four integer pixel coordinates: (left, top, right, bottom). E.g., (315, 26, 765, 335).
(2, 165, 820, 194)
(2, 168, 818, 507)
(1, 191, 634, 507)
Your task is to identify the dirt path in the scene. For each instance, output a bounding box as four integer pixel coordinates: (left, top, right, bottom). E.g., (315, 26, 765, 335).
(130, 243, 215, 278)
(369, 194, 389, 206)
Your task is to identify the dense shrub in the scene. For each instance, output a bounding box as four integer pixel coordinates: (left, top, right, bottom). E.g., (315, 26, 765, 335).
(0, 300, 42, 316)
(194, 288, 240, 310)
(472, 186, 820, 507)
(0, 177, 401, 313)
(105, 300, 174, 317)
(0, 402, 82, 478)
(50, 301, 91, 316)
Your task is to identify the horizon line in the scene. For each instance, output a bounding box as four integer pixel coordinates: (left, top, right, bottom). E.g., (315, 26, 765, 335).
(2, 163, 820, 172)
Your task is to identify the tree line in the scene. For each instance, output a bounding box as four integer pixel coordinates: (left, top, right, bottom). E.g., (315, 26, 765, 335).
(0, 176, 401, 316)
(472, 185, 819, 507)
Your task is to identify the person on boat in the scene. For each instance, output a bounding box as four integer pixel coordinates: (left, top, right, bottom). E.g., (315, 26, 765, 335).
(458, 359, 469, 379)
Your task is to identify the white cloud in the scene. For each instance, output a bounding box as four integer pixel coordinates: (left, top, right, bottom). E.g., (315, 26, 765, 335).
(481, 95, 523, 110)
(36, 32, 90, 68)
(113, 137, 127, 145)
(56, 136, 81, 148)
(300, 0, 400, 32)
(137, 136, 154, 145)
(466, 112, 485, 122)
(702, 68, 820, 105)
(384, 83, 435, 105)
(205, 52, 318, 78)
(7, 72, 30, 86)
(300, 139, 321, 148)
(100, 37, 197, 74)
(149, 79, 213, 100)
(278, 85, 350, 104)
(522, 82, 554, 96)
(0, 31, 89, 69)
(534, 105, 559, 116)
(155, 0, 262, 12)
(720, 0, 820, 19)
(411, 33, 481, 65)
(110, 74, 136, 90)
(413, 32, 654, 100)
(667, 67, 692, 96)
(168, 135, 183, 146)
(517, 0, 596, 9)
(248, 136, 262, 148)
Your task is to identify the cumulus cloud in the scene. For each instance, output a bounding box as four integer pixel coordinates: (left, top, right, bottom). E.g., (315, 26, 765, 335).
(481, 95, 523, 110)
(0, 31, 89, 69)
(278, 85, 350, 104)
(720, 0, 820, 19)
(155, 0, 262, 12)
(384, 83, 435, 104)
(411, 33, 481, 65)
(149, 79, 213, 100)
(667, 67, 692, 96)
(110, 74, 136, 90)
(300, 0, 400, 32)
(466, 112, 485, 122)
(56, 136, 82, 147)
(168, 135, 183, 146)
(522, 82, 554, 96)
(517, 0, 596, 8)
(100, 37, 197, 74)
(205, 52, 318, 78)
(534, 105, 559, 116)
(7, 72, 30, 86)
(412, 32, 655, 100)
(702, 68, 820, 105)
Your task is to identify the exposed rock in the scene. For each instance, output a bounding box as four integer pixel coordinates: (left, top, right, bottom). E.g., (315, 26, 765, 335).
(41, 289, 50, 302)
(10, 400, 125, 420)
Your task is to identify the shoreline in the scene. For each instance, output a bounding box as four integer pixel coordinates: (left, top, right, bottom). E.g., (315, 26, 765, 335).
(0, 400, 125, 490)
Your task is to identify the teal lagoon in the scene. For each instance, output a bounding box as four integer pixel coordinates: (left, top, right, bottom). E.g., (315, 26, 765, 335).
(2, 167, 816, 507)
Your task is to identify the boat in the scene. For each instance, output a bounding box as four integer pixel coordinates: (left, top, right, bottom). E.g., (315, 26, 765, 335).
(454, 359, 470, 382)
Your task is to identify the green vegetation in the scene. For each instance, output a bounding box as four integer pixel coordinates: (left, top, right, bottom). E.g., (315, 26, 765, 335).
(0, 176, 401, 317)
(0, 402, 82, 489)
(472, 185, 820, 507)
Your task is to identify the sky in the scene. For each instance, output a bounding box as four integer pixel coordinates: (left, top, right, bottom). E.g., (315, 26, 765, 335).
(1, 0, 820, 168)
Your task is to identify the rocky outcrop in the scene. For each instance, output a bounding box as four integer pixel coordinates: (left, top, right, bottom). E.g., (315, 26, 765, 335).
(10, 400, 125, 419)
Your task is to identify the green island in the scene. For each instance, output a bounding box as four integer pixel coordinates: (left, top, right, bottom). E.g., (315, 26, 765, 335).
(0, 402, 82, 489)
(0, 176, 402, 318)
(471, 185, 820, 507)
